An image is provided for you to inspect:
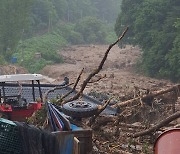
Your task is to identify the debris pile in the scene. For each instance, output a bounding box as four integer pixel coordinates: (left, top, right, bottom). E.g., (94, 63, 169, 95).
(26, 28, 180, 153)
(89, 85, 180, 153)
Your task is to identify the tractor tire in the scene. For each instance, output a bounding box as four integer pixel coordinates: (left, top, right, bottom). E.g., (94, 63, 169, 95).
(62, 101, 98, 118)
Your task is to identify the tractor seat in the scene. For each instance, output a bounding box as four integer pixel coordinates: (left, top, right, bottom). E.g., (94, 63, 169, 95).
(6, 97, 28, 108)
(6, 98, 18, 105)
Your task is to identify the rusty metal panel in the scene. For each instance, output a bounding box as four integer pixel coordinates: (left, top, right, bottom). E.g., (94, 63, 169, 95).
(154, 128, 180, 154)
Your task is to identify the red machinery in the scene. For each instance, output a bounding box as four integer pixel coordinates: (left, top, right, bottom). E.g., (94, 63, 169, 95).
(0, 74, 44, 121)
(0, 102, 42, 121)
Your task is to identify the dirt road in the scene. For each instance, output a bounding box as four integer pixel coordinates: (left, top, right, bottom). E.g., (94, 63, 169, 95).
(41, 45, 173, 98)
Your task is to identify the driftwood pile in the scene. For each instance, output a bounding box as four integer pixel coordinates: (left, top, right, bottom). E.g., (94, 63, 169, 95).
(91, 93, 180, 153)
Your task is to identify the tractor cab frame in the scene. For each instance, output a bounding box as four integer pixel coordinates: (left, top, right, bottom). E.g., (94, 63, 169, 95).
(0, 74, 44, 121)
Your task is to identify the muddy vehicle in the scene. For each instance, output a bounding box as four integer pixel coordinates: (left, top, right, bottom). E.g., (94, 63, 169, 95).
(0, 74, 43, 121)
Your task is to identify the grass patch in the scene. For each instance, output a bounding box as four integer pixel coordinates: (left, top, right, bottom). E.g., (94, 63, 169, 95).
(14, 32, 67, 73)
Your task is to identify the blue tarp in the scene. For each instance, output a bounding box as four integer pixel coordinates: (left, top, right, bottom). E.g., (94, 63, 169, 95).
(47, 101, 82, 154)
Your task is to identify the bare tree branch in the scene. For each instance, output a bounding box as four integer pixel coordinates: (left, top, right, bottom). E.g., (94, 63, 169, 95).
(61, 68, 84, 100)
(112, 84, 180, 108)
(88, 98, 112, 126)
(62, 27, 129, 104)
(43, 83, 74, 103)
(130, 111, 180, 138)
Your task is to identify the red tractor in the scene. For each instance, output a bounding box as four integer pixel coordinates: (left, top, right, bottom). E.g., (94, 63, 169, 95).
(0, 74, 43, 121)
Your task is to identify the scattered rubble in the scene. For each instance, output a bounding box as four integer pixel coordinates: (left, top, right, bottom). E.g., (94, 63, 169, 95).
(40, 31, 179, 153)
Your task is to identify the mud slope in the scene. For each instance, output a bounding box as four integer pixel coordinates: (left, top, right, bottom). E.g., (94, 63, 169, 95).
(41, 45, 173, 96)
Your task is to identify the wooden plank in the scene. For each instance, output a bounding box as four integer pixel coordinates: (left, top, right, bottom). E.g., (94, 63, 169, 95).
(53, 129, 92, 154)
(55, 132, 74, 154)
(74, 137, 80, 154)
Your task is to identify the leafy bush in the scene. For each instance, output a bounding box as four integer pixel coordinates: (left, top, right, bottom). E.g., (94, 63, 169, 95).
(14, 32, 66, 73)
(54, 20, 116, 45)
(27, 59, 52, 73)
(0, 55, 6, 65)
(98, 23, 118, 44)
(13, 19, 116, 73)
(75, 16, 107, 44)
(55, 23, 84, 44)
(68, 31, 84, 44)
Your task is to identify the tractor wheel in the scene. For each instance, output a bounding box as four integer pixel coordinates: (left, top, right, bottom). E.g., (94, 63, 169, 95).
(62, 101, 98, 118)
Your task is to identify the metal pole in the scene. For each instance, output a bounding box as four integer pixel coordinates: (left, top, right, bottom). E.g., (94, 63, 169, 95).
(2, 82, 6, 102)
(32, 80, 35, 101)
(37, 80, 43, 102)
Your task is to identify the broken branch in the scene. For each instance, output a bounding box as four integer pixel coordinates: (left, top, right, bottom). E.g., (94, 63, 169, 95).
(63, 27, 129, 104)
(43, 83, 74, 103)
(89, 98, 112, 126)
(61, 68, 84, 100)
(112, 84, 180, 108)
(131, 111, 180, 138)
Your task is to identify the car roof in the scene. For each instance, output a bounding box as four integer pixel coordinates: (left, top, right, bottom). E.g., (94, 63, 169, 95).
(0, 74, 44, 82)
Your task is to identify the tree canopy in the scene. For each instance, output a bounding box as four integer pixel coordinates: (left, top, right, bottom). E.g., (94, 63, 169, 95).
(115, 0, 180, 81)
(0, 0, 32, 61)
(28, 0, 121, 35)
(0, 0, 122, 72)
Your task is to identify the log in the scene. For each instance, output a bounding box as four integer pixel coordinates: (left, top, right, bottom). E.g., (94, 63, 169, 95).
(112, 85, 180, 108)
(131, 111, 180, 138)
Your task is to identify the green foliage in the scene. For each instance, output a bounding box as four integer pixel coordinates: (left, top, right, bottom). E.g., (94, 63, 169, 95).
(103, 24, 118, 44)
(0, 0, 33, 61)
(115, 0, 143, 44)
(28, 0, 58, 35)
(91, 0, 122, 23)
(0, 56, 6, 65)
(75, 16, 107, 44)
(105, 32, 117, 44)
(68, 31, 84, 45)
(51, 0, 122, 23)
(14, 32, 66, 73)
(0, 0, 122, 72)
(52, 0, 67, 20)
(115, 0, 180, 81)
(55, 23, 84, 44)
(55, 20, 117, 45)
(165, 18, 180, 81)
